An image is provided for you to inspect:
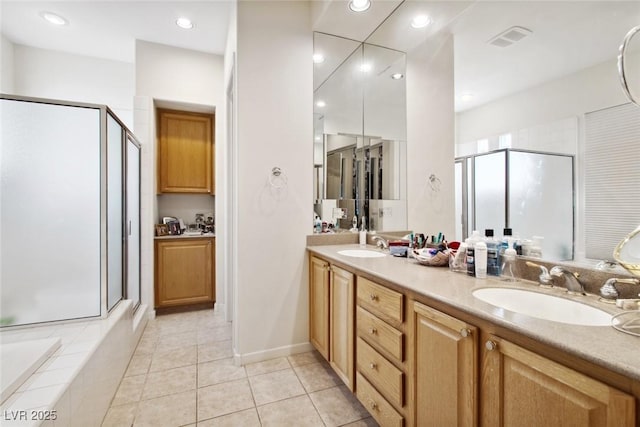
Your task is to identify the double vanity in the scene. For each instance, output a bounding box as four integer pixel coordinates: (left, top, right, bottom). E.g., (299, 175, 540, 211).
(307, 242, 640, 426)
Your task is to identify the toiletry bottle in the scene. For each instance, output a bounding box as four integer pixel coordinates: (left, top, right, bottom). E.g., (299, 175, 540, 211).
(359, 217, 367, 247)
(501, 241, 517, 282)
(314, 215, 322, 234)
(351, 215, 358, 232)
(475, 241, 488, 279)
(408, 233, 414, 258)
(466, 230, 481, 276)
(484, 229, 500, 276)
(500, 228, 513, 253)
(451, 242, 467, 273)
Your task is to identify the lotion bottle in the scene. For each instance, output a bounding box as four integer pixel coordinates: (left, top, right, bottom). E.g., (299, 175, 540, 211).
(359, 217, 367, 247)
(475, 241, 488, 279)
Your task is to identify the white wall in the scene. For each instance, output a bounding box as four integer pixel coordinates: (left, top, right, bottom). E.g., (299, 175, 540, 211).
(1, 34, 15, 93)
(11, 44, 134, 126)
(134, 41, 224, 315)
(406, 34, 456, 239)
(234, 0, 313, 362)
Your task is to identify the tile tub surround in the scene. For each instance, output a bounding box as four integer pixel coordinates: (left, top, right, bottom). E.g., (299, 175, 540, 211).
(0, 301, 147, 427)
(307, 244, 640, 383)
(103, 309, 377, 426)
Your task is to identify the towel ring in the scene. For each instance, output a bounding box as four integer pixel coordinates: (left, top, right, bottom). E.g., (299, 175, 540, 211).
(428, 174, 441, 193)
(618, 25, 640, 107)
(269, 167, 288, 189)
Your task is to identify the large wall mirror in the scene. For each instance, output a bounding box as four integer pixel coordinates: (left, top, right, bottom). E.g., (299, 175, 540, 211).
(313, 30, 408, 232)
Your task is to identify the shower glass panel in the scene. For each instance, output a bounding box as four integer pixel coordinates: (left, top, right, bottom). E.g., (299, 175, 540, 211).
(0, 99, 101, 325)
(474, 151, 506, 234)
(509, 151, 574, 260)
(107, 113, 123, 311)
(126, 135, 141, 308)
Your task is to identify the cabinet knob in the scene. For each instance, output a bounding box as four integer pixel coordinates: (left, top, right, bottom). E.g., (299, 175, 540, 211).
(368, 400, 378, 411)
(485, 340, 497, 351)
(369, 362, 377, 370)
(460, 328, 471, 338)
(369, 294, 378, 301)
(368, 327, 377, 335)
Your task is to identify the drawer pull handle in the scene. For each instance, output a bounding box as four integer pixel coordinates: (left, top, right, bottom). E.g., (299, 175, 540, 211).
(368, 327, 377, 335)
(460, 328, 471, 338)
(485, 340, 497, 351)
(369, 400, 378, 411)
(369, 294, 378, 301)
(369, 362, 377, 370)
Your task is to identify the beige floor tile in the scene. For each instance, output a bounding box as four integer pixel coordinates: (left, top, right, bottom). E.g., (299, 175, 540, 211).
(134, 390, 196, 427)
(197, 408, 260, 427)
(197, 358, 246, 388)
(142, 364, 196, 400)
(342, 417, 379, 426)
(156, 330, 198, 352)
(309, 385, 370, 427)
(245, 357, 291, 377)
(149, 345, 197, 372)
(197, 378, 255, 421)
(293, 361, 342, 393)
(156, 319, 199, 336)
(197, 325, 231, 345)
(101, 402, 137, 427)
(111, 374, 146, 406)
(125, 354, 152, 377)
(134, 336, 158, 356)
(257, 394, 324, 427)
(248, 368, 305, 406)
(198, 340, 233, 363)
(287, 351, 326, 367)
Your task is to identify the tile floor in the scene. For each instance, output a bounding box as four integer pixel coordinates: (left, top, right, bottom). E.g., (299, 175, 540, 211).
(102, 308, 378, 426)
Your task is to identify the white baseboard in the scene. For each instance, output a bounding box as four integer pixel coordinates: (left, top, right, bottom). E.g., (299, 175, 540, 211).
(234, 342, 314, 366)
(214, 302, 226, 314)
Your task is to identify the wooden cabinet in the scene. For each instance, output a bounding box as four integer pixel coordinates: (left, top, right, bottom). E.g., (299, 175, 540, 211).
(481, 334, 636, 427)
(155, 238, 215, 308)
(309, 256, 330, 359)
(157, 109, 214, 194)
(329, 265, 355, 390)
(412, 302, 477, 427)
(308, 256, 355, 389)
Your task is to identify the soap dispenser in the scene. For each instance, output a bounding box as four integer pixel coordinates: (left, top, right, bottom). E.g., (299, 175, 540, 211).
(359, 217, 367, 247)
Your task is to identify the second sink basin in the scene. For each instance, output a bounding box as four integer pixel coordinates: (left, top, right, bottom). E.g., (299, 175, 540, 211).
(337, 249, 386, 258)
(472, 287, 612, 326)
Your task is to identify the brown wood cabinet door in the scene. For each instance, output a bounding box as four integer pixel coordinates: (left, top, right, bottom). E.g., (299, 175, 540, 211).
(309, 256, 330, 360)
(330, 265, 355, 390)
(413, 301, 478, 427)
(481, 335, 636, 427)
(155, 239, 215, 307)
(158, 109, 214, 194)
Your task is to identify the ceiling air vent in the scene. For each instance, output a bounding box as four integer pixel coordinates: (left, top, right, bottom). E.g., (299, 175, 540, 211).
(488, 26, 532, 48)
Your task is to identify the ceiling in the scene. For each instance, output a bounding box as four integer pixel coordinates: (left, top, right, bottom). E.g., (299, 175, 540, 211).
(0, 1, 231, 63)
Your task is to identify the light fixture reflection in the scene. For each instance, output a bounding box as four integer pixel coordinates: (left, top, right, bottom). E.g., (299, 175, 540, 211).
(40, 11, 68, 26)
(391, 73, 404, 80)
(349, 0, 371, 12)
(316, 100, 326, 108)
(176, 17, 194, 29)
(461, 93, 475, 102)
(313, 53, 325, 64)
(360, 63, 372, 72)
(411, 14, 431, 29)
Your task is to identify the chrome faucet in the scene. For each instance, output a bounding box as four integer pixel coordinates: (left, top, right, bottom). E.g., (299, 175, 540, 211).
(550, 266, 585, 295)
(372, 235, 389, 250)
(599, 277, 640, 302)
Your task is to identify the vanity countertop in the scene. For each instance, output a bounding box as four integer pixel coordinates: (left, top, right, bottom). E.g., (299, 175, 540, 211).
(154, 233, 215, 240)
(307, 243, 640, 382)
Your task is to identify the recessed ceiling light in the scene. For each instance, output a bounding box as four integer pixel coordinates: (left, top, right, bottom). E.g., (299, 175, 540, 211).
(40, 11, 68, 26)
(176, 17, 194, 30)
(391, 73, 404, 80)
(316, 100, 326, 108)
(349, 0, 371, 13)
(461, 93, 475, 102)
(360, 63, 372, 72)
(411, 14, 431, 29)
(313, 53, 325, 64)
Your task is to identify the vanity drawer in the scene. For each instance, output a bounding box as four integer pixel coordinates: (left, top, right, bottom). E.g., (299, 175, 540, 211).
(357, 337, 403, 407)
(356, 371, 403, 427)
(357, 306, 403, 362)
(357, 277, 403, 323)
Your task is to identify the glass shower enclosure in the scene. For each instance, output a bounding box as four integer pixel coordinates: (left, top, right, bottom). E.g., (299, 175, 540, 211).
(455, 149, 574, 261)
(0, 95, 141, 327)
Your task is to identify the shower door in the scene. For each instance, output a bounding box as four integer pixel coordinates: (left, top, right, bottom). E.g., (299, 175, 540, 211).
(126, 134, 141, 308)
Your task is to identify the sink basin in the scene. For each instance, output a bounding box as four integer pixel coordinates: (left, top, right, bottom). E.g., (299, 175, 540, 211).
(337, 249, 386, 258)
(472, 287, 612, 326)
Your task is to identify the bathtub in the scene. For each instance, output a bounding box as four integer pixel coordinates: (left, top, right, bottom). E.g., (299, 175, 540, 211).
(0, 301, 147, 426)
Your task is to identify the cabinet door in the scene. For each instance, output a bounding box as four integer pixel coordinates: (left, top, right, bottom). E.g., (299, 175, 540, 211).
(309, 256, 330, 360)
(481, 335, 636, 427)
(155, 239, 215, 307)
(413, 302, 477, 427)
(158, 109, 213, 194)
(330, 265, 355, 390)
